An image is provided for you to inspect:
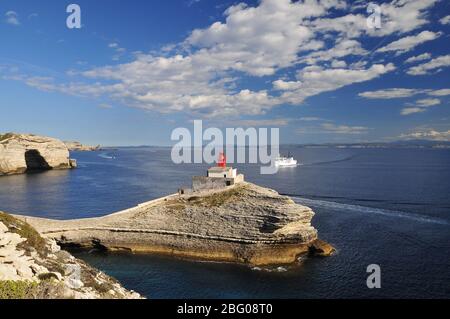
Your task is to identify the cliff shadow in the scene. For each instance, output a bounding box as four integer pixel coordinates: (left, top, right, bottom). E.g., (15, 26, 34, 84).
(25, 149, 51, 172)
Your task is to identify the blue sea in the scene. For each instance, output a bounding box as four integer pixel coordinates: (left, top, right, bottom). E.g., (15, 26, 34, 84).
(1, 147, 449, 298)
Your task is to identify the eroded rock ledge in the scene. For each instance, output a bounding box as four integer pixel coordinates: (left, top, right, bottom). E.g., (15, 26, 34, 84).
(0, 133, 76, 176)
(64, 141, 101, 152)
(17, 182, 334, 266)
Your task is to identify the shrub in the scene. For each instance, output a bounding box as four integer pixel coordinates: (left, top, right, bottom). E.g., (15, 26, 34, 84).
(0, 281, 38, 299)
(0, 211, 48, 256)
(0, 133, 14, 142)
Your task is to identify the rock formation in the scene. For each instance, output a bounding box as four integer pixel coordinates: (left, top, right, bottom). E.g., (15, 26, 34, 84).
(17, 182, 334, 266)
(0, 133, 76, 176)
(64, 141, 100, 151)
(0, 212, 142, 299)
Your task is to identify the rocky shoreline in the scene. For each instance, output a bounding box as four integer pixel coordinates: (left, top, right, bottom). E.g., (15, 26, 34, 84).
(0, 212, 141, 299)
(0, 133, 76, 176)
(16, 182, 334, 266)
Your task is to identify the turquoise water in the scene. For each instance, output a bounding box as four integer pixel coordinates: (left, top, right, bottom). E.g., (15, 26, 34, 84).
(1, 147, 449, 298)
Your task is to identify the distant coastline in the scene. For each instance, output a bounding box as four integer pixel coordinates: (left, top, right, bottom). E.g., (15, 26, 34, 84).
(64, 141, 102, 152)
(100, 140, 450, 149)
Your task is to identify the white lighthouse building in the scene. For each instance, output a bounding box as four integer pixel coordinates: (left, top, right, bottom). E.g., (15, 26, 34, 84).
(182, 152, 244, 193)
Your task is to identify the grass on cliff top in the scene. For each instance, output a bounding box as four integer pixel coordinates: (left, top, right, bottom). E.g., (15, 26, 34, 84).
(185, 185, 248, 208)
(0, 211, 48, 256)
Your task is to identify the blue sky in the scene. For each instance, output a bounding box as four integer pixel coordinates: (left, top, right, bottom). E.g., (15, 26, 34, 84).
(0, 0, 449, 146)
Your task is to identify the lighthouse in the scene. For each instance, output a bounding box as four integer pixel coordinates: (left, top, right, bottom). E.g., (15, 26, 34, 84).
(190, 152, 244, 192)
(206, 152, 237, 179)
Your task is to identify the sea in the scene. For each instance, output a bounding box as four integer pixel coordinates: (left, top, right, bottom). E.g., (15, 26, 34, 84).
(0, 147, 449, 298)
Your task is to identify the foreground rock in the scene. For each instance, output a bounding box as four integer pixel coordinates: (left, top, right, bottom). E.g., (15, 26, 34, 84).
(17, 182, 334, 266)
(64, 141, 100, 152)
(0, 133, 76, 176)
(0, 212, 142, 299)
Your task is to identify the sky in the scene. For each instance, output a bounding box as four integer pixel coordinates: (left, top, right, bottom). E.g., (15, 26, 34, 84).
(0, 0, 449, 146)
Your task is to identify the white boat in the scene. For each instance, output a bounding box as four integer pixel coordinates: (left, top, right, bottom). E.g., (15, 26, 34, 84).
(274, 154, 298, 167)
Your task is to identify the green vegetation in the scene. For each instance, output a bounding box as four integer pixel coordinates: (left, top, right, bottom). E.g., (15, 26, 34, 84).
(166, 203, 186, 212)
(187, 185, 247, 207)
(38, 273, 59, 281)
(0, 280, 68, 299)
(0, 281, 38, 299)
(0, 133, 14, 142)
(0, 211, 48, 256)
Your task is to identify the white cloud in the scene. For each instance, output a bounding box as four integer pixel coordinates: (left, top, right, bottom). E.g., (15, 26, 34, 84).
(439, 15, 450, 25)
(331, 60, 347, 68)
(404, 53, 431, 64)
(5, 11, 20, 26)
(407, 54, 450, 75)
(299, 117, 325, 121)
(428, 89, 450, 96)
(185, 0, 334, 76)
(415, 98, 440, 107)
(272, 80, 302, 91)
(376, 0, 439, 35)
(321, 123, 368, 134)
(277, 63, 395, 105)
(399, 129, 450, 141)
(230, 118, 290, 127)
(377, 31, 441, 55)
(401, 98, 441, 115)
(3, 0, 438, 118)
(312, 0, 439, 38)
(359, 88, 421, 99)
(400, 107, 425, 115)
(301, 39, 367, 64)
(359, 88, 450, 99)
(401, 107, 426, 115)
(358, 89, 445, 116)
(108, 42, 126, 61)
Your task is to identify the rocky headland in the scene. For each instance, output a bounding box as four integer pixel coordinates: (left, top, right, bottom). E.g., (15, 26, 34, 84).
(64, 141, 101, 152)
(0, 212, 142, 299)
(0, 133, 76, 176)
(16, 182, 334, 266)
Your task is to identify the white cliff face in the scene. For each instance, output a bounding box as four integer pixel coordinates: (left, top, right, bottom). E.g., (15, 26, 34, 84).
(63, 141, 100, 151)
(0, 133, 74, 176)
(0, 214, 142, 299)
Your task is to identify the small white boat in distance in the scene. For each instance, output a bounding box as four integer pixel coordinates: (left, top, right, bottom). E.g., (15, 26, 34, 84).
(274, 154, 298, 167)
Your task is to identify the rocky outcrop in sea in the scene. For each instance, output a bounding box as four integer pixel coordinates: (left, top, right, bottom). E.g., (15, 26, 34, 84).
(0, 212, 142, 299)
(0, 133, 76, 176)
(18, 182, 334, 266)
(64, 141, 101, 152)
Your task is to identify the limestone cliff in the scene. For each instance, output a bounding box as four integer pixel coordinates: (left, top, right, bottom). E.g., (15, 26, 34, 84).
(0, 133, 76, 176)
(0, 212, 142, 299)
(64, 141, 100, 152)
(17, 182, 334, 266)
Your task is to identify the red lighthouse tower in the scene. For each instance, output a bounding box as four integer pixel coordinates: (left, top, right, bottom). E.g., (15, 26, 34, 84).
(218, 152, 226, 168)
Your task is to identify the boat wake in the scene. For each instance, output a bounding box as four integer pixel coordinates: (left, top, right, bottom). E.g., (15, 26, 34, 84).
(98, 153, 115, 159)
(302, 155, 356, 166)
(291, 196, 450, 226)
